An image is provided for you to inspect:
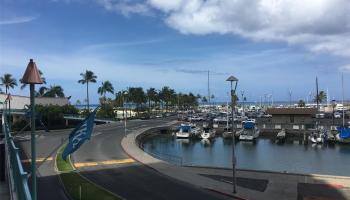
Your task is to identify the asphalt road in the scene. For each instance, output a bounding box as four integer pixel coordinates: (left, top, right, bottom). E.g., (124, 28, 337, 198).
(18, 117, 228, 200)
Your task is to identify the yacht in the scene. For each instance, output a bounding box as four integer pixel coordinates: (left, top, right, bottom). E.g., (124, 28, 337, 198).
(175, 124, 192, 138)
(276, 129, 286, 143)
(239, 121, 260, 141)
(200, 127, 216, 139)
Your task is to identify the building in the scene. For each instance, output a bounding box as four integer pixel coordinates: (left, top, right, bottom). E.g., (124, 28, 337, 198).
(266, 108, 317, 124)
(0, 94, 69, 110)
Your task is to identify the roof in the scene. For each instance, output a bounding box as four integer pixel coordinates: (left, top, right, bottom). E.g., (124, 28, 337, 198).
(266, 108, 318, 115)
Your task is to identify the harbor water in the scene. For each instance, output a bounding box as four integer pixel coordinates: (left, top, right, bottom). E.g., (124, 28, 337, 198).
(142, 134, 350, 176)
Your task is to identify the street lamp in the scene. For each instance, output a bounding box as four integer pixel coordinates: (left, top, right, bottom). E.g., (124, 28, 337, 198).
(21, 59, 43, 200)
(226, 75, 238, 194)
(123, 91, 128, 137)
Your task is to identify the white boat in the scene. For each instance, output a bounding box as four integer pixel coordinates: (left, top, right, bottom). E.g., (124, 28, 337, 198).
(200, 128, 216, 139)
(235, 129, 243, 138)
(239, 121, 260, 141)
(308, 130, 324, 144)
(190, 123, 202, 138)
(175, 124, 192, 138)
(276, 129, 286, 142)
(222, 127, 234, 139)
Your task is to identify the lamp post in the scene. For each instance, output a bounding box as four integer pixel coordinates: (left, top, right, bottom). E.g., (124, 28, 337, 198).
(123, 91, 128, 137)
(21, 59, 43, 200)
(226, 75, 238, 194)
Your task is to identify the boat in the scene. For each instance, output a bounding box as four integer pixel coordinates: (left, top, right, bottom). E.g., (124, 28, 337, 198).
(235, 129, 243, 139)
(308, 129, 325, 144)
(335, 73, 350, 143)
(239, 121, 260, 141)
(324, 129, 336, 144)
(200, 127, 216, 139)
(276, 129, 286, 143)
(336, 127, 350, 143)
(189, 123, 201, 138)
(175, 124, 192, 138)
(222, 104, 234, 139)
(222, 127, 234, 139)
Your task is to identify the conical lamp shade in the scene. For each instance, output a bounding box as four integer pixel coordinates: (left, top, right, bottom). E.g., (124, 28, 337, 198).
(21, 59, 43, 84)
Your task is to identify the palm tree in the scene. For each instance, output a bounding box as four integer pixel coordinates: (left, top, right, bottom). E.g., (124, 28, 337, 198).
(78, 70, 97, 112)
(0, 74, 17, 94)
(298, 100, 306, 107)
(314, 91, 327, 103)
(97, 81, 114, 99)
(146, 88, 158, 114)
(38, 86, 48, 97)
(43, 85, 65, 97)
(20, 70, 46, 89)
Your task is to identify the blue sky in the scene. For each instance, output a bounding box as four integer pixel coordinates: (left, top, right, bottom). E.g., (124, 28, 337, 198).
(0, 0, 349, 104)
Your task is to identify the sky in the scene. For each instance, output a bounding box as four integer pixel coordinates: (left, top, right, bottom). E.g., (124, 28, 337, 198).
(0, 0, 349, 104)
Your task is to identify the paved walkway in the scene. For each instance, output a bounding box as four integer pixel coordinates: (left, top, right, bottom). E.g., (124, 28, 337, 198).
(122, 124, 350, 200)
(0, 181, 10, 200)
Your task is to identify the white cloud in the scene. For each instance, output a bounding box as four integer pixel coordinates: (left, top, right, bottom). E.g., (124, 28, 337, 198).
(145, 0, 350, 57)
(339, 64, 350, 73)
(0, 15, 38, 25)
(96, 0, 152, 16)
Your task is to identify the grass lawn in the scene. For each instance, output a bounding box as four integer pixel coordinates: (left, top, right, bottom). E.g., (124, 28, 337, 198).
(56, 145, 122, 200)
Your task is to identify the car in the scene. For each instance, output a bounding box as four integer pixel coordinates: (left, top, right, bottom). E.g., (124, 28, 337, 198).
(188, 115, 203, 121)
(334, 112, 341, 118)
(315, 113, 325, 119)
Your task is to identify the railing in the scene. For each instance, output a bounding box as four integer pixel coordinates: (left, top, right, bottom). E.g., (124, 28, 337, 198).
(2, 111, 32, 200)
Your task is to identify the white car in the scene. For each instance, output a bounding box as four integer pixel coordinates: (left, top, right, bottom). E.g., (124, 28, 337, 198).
(334, 112, 341, 118)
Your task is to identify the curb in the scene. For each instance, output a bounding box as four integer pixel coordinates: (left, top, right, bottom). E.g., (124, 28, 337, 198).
(121, 124, 248, 200)
(205, 188, 248, 200)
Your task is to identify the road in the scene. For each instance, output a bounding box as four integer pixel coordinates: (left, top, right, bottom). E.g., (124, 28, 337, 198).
(18, 117, 228, 200)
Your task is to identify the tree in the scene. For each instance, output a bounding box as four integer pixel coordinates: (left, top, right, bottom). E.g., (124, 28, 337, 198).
(159, 86, 175, 111)
(38, 86, 48, 97)
(78, 70, 97, 112)
(76, 100, 81, 106)
(202, 96, 208, 103)
(97, 81, 114, 99)
(0, 73, 17, 94)
(314, 91, 327, 104)
(20, 70, 46, 89)
(298, 100, 306, 107)
(147, 88, 158, 114)
(43, 85, 65, 97)
(128, 87, 146, 115)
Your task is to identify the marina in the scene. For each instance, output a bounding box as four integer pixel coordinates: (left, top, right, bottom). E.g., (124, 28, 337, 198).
(142, 133, 350, 176)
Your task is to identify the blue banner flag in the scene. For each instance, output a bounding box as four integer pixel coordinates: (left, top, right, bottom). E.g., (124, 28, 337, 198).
(62, 109, 98, 161)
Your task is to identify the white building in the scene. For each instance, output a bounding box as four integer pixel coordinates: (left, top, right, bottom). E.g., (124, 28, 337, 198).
(0, 94, 69, 109)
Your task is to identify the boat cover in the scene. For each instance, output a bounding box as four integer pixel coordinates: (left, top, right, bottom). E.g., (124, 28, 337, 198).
(243, 121, 255, 129)
(179, 125, 191, 132)
(337, 127, 350, 139)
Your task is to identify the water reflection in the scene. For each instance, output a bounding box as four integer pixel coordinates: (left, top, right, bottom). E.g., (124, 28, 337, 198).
(142, 134, 350, 176)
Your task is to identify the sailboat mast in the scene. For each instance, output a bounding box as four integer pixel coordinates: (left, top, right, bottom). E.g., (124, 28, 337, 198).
(316, 77, 319, 111)
(342, 73, 345, 126)
(208, 70, 210, 104)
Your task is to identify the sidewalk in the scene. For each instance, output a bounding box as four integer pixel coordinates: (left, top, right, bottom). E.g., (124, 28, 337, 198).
(0, 181, 10, 200)
(121, 124, 350, 200)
